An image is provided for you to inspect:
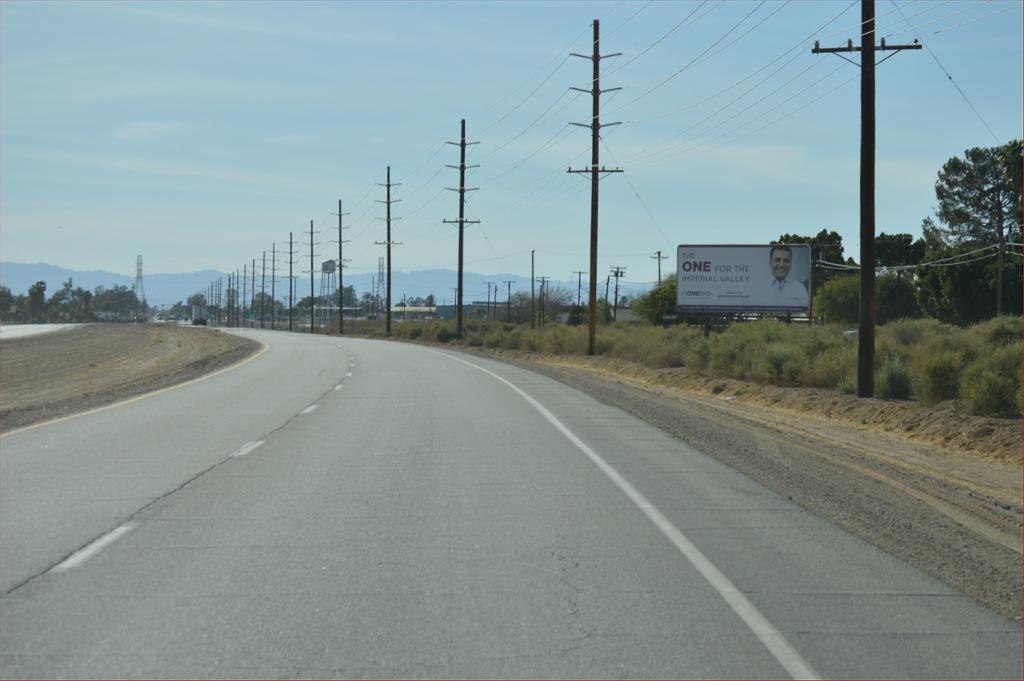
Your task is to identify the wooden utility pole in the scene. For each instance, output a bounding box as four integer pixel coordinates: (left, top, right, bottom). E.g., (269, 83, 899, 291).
(260, 251, 266, 329)
(504, 280, 514, 322)
(288, 232, 295, 332)
(334, 199, 351, 334)
(250, 258, 256, 328)
(610, 265, 626, 320)
(651, 250, 667, 283)
(531, 250, 536, 328)
(443, 119, 480, 341)
(569, 19, 622, 355)
(573, 270, 586, 309)
(537, 276, 550, 325)
(813, 0, 919, 398)
(270, 243, 277, 329)
(242, 264, 247, 328)
(375, 167, 402, 336)
(308, 220, 317, 334)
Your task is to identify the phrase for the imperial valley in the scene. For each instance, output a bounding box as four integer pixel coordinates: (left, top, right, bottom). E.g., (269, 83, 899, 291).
(677, 250, 750, 284)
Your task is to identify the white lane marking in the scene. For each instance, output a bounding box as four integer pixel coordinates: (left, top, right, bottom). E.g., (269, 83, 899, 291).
(51, 523, 138, 573)
(301, 405, 318, 414)
(432, 350, 820, 681)
(231, 440, 264, 457)
(346, 372, 353, 377)
(334, 384, 343, 391)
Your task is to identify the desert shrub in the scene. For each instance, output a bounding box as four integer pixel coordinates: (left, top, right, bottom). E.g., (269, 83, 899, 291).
(912, 349, 963, 405)
(879, 317, 951, 348)
(876, 356, 913, 400)
(435, 325, 457, 343)
(686, 338, 711, 372)
(406, 326, 423, 340)
(800, 344, 855, 388)
(960, 343, 1021, 418)
(966, 315, 1020, 348)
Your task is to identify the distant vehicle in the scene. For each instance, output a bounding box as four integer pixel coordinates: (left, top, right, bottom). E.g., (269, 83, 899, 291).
(191, 304, 208, 326)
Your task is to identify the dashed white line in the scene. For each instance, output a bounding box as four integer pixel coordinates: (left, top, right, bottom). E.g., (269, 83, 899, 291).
(301, 405, 318, 414)
(231, 440, 265, 458)
(346, 372, 353, 377)
(334, 384, 343, 391)
(51, 523, 138, 573)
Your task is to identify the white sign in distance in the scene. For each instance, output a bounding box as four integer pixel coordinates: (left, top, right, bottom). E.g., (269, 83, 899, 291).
(676, 244, 812, 314)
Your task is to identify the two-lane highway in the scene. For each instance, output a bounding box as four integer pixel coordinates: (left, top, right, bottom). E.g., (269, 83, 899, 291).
(1, 329, 1019, 678)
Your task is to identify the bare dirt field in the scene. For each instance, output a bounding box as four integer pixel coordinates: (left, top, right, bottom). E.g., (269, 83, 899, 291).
(0, 324, 260, 432)
(452, 346, 1022, 619)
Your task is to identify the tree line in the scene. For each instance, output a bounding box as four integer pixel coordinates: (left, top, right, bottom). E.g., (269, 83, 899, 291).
(0, 280, 146, 323)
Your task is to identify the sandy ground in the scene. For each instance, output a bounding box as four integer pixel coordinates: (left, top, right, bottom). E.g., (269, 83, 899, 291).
(459, 347, 1021, 619)
(0, 323, 260, 431)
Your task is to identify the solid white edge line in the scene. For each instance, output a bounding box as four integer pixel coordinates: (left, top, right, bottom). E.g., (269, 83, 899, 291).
(430, 349, 821, 681)
(50, 522, 138, 573)
(300, 405, 318, 414)
(231, 440, 264, 457)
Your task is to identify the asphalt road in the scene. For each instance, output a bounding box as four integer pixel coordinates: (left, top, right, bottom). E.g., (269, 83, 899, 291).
(1, 329, 1019, 679)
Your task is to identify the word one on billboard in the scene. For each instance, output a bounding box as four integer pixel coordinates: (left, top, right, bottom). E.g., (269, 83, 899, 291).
(676, 244, 811, 314)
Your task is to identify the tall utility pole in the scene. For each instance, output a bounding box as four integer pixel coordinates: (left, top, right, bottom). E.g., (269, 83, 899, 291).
(260, 251, 267, 329)
(375, 167, 402, 336)
(573, 270, 586, 309)
(242, 264, 248, 328)
(270, 244, 277, 330)
(250, 258, 256, 328)
(443, 119, 480, 341)
(537, 276, 550, 325)
(504, 280, 514, 322)
(484, 282, 494, 321)
(569, 19, 622, 355)
(651, 251, 667, 283)
(333, 199, 350, 333)
(813, 0, 919, 398)
(236, 269, 241, 326)
(308, 220, 317, 334)
(530, 250, 536, 328)
(287, 232, 295, 332)
(610, 265, 626, 320)
(604, 275, 611, 313)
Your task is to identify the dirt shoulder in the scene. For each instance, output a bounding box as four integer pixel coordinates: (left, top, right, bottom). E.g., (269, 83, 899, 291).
(446, 345, 1021, 619)
(0, 323, 261, 432)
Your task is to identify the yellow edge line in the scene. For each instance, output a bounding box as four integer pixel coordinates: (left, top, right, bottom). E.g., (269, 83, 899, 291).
(1, 338, 270, 438)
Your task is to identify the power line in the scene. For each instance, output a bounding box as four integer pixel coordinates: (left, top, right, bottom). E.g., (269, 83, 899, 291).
(610, 0, 770, 113)
(606, 0, 712, 75)
(890, 0, 1002, 144)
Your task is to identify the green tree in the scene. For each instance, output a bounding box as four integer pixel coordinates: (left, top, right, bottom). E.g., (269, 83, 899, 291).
(915, 244, 1022, 325)
(933, 140, 1023, 315)
(875, 233, 925, 267)
(632, 277, 678, 325)
(876, 273, 919, 324)
(0, 286, 14, 320)
(187, 293, 207, 306)
(27, 281, 47, 321)
(814, 275, 859, 324)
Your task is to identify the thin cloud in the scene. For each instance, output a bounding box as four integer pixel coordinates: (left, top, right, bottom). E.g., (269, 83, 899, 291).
(112, 122, 188, 140)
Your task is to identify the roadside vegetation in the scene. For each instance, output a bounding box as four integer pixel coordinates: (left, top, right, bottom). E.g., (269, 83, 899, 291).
(339, 314, 1020, 419)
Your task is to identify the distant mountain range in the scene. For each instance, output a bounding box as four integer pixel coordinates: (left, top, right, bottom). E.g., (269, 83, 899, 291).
(0, 262, 650, 307)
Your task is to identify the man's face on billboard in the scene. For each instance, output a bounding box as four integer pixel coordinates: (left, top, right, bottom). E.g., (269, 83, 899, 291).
(771, 249, 792, 281)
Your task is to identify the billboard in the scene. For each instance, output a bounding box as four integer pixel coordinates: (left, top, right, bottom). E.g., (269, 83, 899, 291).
(676, 244, 811, 314)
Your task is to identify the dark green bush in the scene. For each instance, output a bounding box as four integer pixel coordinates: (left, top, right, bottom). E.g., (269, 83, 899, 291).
(960, 343, 1020, 417)
(912, 349, 963, 405)
(877, 356, 913, 400)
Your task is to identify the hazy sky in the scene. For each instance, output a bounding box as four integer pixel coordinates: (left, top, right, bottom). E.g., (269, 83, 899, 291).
(2, 0, 1021, 288)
